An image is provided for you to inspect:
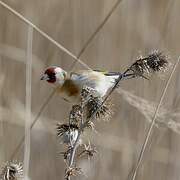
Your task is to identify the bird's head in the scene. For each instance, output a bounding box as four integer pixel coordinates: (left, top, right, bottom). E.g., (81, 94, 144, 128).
(40, 66, 67, 85)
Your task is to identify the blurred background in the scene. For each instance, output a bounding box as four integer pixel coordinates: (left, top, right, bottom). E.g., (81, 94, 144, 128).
(0, 0, 180, 179)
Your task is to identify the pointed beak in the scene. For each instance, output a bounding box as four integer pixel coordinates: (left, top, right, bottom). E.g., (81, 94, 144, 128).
(40, 74, 49, 81)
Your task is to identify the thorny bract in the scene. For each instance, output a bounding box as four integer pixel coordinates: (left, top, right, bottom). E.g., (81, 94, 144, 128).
(124, 50, 169, 79)
(0, 161, 23, 180)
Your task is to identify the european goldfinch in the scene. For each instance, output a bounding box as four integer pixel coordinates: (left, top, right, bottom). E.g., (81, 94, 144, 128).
(40, 51, 169, 104)
(40, 66, 123, 103)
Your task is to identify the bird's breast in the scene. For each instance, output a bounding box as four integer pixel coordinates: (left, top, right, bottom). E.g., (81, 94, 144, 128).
(56, 79, 81, 103)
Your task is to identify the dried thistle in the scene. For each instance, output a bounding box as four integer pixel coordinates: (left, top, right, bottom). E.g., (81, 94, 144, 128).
(0, 161, 23, 180)
(86, 96, 113, 120)
(57, 123, 79, 137)
(56, 123, 79, 145)
(65, 166, 82, 180)
(80, 86, 113, 120)
(81, 87, 96, 100)
(85, 121, 95, 130)
(78, 143, 97, 159)
(69, 105, 83, 125)
(125, 50, 169, 79)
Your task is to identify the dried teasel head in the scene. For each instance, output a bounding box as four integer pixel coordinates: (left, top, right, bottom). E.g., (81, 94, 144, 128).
(80, 86, 113, 121)
(56, 123, 79, 137)
(85, 121, 95, 130)
(69, 105, 83, 125)
(81, 87, 98, 101)
(86, 96, 113, 121)
(78, 143, 97, 159)
(0, 161, 23, 180)
(124, 50, 169, 79)
(56, 123, 79, 145)
(65, 166, 82, 180)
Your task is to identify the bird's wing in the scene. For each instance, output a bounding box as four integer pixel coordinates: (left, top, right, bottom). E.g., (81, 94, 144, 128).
(70, 70, 122, 97)
(70, 70, 103, 89)
(93, 69, 122, 77)
(71, 69, 121, 75)
(70, 69, 122, 82)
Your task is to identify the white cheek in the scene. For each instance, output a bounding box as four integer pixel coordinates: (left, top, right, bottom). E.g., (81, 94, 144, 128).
(54, 67, 63, 74)
(55, 74, 65, 85)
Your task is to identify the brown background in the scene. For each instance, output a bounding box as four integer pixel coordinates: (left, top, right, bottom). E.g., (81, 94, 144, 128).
(0, 0, 180, 180)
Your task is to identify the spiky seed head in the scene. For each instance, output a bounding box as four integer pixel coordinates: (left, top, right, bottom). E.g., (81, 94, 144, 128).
(56, 123, 79, 145)
(69, 105, 83, 125)
(86, 96, 113, 121)
(78, 143, 97, 159)
(0, 161, 23, 180)
(146, 51, 168, 72)
(80, 86, 99, 104)
(126, 50, 169, 78)
(56, 123, 79, 137)
(65, 166, 82, 180)
(85, 121, 95, 130)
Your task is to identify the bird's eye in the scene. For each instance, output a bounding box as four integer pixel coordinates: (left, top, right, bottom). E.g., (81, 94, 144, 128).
(51, 72, 55, 76)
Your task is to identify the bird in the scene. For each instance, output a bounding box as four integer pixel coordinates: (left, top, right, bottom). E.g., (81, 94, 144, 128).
(40, 51, 169, 104)
(40, 66, 124, 104)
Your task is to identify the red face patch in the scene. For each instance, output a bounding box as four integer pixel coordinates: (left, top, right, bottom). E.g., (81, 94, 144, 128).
(45, 68, 56, 83)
